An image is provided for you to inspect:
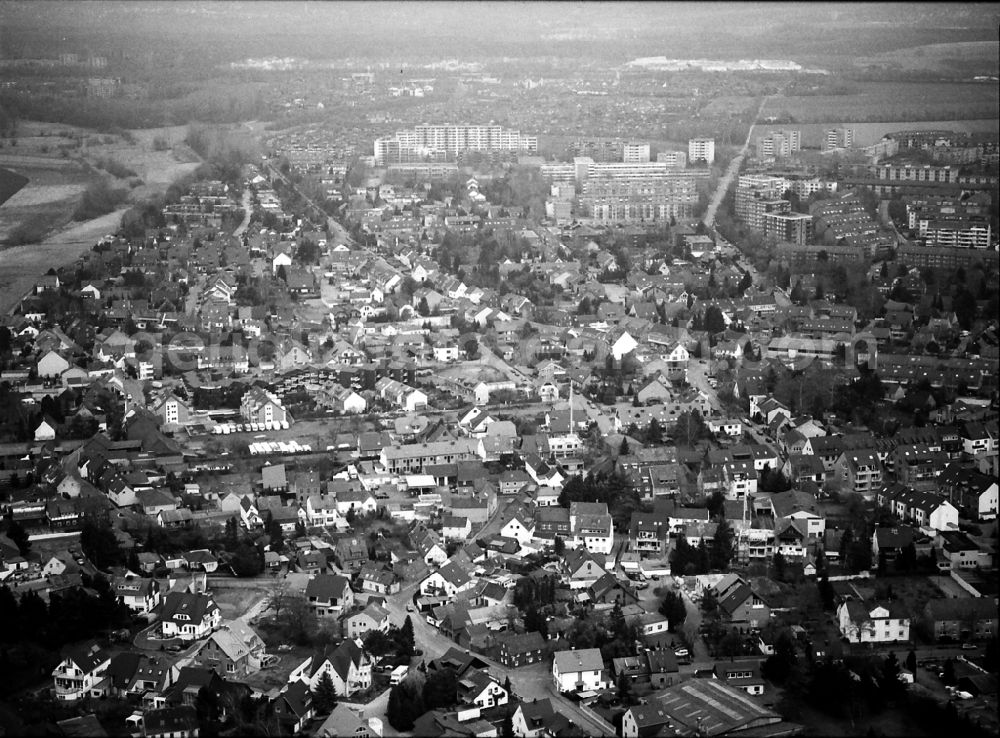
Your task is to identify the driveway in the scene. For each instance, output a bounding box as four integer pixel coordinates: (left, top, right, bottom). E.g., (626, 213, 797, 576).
(679, 586, 712, 663)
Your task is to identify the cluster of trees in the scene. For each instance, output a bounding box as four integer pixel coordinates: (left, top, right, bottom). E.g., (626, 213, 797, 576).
(564, 600, 643, 662)
(669, 519, 735, 576)
(658, 590, 687, 631)
(73, 179, 128, 221)
(363, 616, 415, 661)
(0, 574, 132, 648)
(671, 409, 714, 447)
(557, 469, 639, 532)
(387, 652, 472, 731)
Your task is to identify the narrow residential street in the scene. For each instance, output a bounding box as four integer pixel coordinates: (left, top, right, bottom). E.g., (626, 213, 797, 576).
(381, 578, 614, 736)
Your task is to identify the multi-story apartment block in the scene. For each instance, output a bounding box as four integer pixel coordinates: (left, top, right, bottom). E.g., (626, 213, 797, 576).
(756, 130, 801, 159)
(824, 127, 855, 151)
(735, 174, 788, 229)
(763, 211, 814, 245)
(921, 220, 992, 249)
(623, 142, 651, 163)
(834, 450, 883, 498)
(688, 137, 715, 164)
(656, 150, 688, 168)
(374, 125, 537, 164)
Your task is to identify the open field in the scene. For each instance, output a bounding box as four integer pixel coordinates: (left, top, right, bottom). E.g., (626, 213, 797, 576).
(761, 81, 998, 127)
(853, 40, 999, 75)
(0, 122, 201, 312)
(437, 362, 507, 383)
(213, 586, 269, 620)
(851, 575, 944, 621)
(0, 207, 127, 313)
(0, 156, 96, 243)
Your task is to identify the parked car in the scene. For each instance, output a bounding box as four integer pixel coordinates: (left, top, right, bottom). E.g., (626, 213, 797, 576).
(961, 643, 977, 650)
(674, 648, 690, 659)
(406, 604, 416, 612)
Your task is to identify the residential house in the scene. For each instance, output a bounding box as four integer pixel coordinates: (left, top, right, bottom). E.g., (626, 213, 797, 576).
(569, 501, 614, 555)
(834, 450, 883, 498)
(305, 574, 355, 617)
(420, 560, 475, 598)
(288, 639, 372, 697)
(837, 599, 910, 643)
(52, 641, 111, 701)
(272, 680, 314, 734)
(714, 659, 766, 695)
(711, 575, 771, 632)
(143, 706, 200, 738)
(191, 620, 266, 678)
(561, 547, 607, 590)
(511, 698, 576, 738)
(496, 631, 546, 667)
(160, 592, 222, 641)
(344, 603, 391, 639)
(458, 668, 509, 711)
(552, 648, 609, 693)
(921, 598, 998, 643)
(113, 575, 161, 614)
(317, 703, 376, 738)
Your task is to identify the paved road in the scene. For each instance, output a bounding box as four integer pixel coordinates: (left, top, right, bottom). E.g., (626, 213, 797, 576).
(702, 95, 773, 229)
(263, 160, 354, 247)
(233, 188, 254, 238)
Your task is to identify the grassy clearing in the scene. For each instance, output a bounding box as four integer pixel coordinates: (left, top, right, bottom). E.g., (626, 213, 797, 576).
(762, 81, 998, 124)
(213, 586, 268, 620)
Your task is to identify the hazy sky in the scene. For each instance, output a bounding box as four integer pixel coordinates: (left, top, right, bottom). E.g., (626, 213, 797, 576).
(1, 1, 997, 63)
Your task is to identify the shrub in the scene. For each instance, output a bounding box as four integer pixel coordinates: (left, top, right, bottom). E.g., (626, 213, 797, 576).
(95, 157, 138, 178)
(73, 179, 127, 220)
(6, 213, 52, 245)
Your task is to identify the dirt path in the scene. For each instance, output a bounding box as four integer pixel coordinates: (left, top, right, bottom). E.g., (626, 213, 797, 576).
(0, 207, 127, 313)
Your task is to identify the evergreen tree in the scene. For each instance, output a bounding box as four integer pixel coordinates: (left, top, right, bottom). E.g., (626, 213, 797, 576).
(553, 535, 565, 555)
(387, 682, 423, 731)
(618, 437, 630, 456)
(264, 510, 285, 553)
(501, 709, 514, 738)
(658, 590, 687, 631)
(817, 574, 835, 611)
(312, 671, 337, 714)
(709, 518, 735, 571)
(423, 666, 458, 709)
(772, 551, 787, 582)
(609, 600, 627, 640)
(3, 514, 30, 557)
(397, 615, 415, 658)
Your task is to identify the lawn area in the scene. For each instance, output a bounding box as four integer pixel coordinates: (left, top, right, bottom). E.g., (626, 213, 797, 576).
(213, 586, 269, 621)
(850, 575, 944, 621)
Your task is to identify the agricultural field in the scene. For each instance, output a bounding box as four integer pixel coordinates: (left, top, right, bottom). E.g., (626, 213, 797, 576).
(761, 80, 999, 125)
(0, 155, 96, 245)
(852, 40, 999, 76)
